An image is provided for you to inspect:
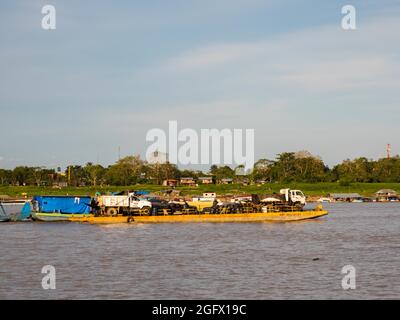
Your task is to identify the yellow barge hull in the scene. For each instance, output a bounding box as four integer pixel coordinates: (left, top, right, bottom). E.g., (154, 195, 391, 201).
(68, 210, 328, 224)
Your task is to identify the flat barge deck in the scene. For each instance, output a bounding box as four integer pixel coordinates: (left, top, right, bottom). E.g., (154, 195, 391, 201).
(68, 209, 328, 224)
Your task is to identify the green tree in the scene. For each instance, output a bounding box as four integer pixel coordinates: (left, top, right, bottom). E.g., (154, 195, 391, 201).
(332, 157, 373, 183)
(105, 156, 144, 185)
(293, 157, 327, 182)
(0, 169, 12, 185)
(270, 153, 297, 182)
(250, 159, 274, 182)
(146, 162, 180, 184)
(65, 165, 88, 187)
(209, 165, 235, 181)
(84, 162, 106, 186)
(12, 166, 35, 185)
(372, 157, 400, 182)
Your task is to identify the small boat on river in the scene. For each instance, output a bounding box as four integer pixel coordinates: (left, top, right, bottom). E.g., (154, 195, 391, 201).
(0, 200, 32, 222)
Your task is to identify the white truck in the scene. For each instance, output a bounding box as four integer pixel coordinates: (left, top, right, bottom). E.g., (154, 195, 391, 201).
(261, 188, 306, 206)
(97, 193, 152, 216)
(280, 188, 307, 206)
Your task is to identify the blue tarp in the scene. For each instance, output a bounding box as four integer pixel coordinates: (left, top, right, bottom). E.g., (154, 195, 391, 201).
(33, 196, 92, 214)
(18, 202, 32, 221)
(134, 190, 150, 195)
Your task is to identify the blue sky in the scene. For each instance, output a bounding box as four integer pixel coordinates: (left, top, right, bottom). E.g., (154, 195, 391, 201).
(0, 0, 399, 170)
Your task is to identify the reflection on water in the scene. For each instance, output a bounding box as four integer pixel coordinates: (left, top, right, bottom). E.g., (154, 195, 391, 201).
(0, 203, 399, 299)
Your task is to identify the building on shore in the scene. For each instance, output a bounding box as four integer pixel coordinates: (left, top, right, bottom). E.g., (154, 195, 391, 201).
(328, 193, 363, 202)
(375, 189, 399, 202)
(180, 177, 197, 187)
(197, 177, 214, 184)
(52, 182, 68, 188)
(235, 177, 250, 185)
(162, 179, 179, 187)
(219, 178, 233, 184)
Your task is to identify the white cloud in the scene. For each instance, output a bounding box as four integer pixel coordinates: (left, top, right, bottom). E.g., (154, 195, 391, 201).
(163, 15, 400, 94)
(168, 42, 268, 71)
(276, 57, 393, 91)
(126, 13, 400, 165)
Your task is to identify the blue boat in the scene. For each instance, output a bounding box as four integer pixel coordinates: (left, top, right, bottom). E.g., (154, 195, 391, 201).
(31, 195, 92, 222)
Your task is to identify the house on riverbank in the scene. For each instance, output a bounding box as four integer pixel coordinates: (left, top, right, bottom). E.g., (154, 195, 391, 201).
(162, 179, 179, 187)
(180, 177, 196, 187)
(375, 189, 399, 202)
(197, 177, 214, 184)
(219, 178, 233, 184)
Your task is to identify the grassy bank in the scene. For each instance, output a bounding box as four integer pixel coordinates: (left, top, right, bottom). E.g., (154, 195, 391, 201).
(1, 183, 399, 198)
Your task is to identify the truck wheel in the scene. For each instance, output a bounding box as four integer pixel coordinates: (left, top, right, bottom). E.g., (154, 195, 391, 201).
(141, 206, 150, 215)
(106, 207, 118, 216)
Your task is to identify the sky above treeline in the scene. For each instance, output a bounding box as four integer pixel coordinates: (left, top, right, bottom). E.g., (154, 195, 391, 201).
(0, 0, 399, 170)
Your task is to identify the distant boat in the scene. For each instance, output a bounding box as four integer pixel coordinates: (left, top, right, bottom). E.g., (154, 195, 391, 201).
(317, 197, 331, 203)
(0, 200, 32, 222)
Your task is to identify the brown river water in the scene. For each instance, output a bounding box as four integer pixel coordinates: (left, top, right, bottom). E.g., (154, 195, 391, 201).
(0, 203, 399, 299)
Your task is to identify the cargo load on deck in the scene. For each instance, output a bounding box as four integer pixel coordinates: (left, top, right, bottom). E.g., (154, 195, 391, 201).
(32, 195, 92, 214)
(96, 192, 152, 216)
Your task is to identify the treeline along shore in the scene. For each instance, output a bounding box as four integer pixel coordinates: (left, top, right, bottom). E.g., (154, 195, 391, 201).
(1, 183, 399, 199)
(1, 151, 400, 197)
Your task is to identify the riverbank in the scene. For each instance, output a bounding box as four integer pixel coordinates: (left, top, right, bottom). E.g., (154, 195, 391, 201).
(1, 182, 399, 199)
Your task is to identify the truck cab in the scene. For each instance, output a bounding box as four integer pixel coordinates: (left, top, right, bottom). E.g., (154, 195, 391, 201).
(280, 189, 306, 205)
(128, 194, 152, 212)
